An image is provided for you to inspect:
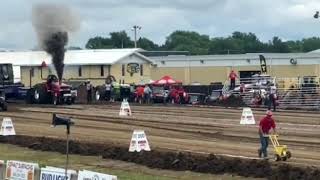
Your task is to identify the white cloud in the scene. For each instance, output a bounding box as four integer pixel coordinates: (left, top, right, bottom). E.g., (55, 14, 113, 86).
(0, 0, 320, 49)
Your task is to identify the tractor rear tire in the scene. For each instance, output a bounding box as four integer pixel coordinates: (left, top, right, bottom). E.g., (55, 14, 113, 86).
(2, 103, 8, 111)
(26, 89, 34, 104)
(33, 84, 48, 104)
(1, 102, 7, 111)
(95, 86, 106, 101)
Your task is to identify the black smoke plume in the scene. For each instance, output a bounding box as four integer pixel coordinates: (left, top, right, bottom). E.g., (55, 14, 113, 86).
(32, 3, 80, 82)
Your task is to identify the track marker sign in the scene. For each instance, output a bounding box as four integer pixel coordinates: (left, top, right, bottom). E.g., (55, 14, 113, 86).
(6, 160, 38, 180)
(129, 130, 151, 152)
(0, 117, 16, 136)
(78, 169, 117, 180)
(240, 108, 255, 125)
(119, 99, 132, 116)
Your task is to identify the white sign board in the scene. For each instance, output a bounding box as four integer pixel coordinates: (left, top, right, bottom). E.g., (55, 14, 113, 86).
(40, 166, 74, 180)
(6, 160, 38, 180)
(0, 117, 16, 136)
(119, 99, 132, 116)
(240, 108, 255, 125)
(129, 130, 151, 152)
(78, 170, 117, 180)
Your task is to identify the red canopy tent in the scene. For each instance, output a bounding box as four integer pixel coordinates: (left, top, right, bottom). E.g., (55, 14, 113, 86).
(152, 75, 182, 85)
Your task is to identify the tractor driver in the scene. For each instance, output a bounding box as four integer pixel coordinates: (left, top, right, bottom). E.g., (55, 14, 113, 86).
(258, 110, 276, 159)
(46, 75, 57, 91)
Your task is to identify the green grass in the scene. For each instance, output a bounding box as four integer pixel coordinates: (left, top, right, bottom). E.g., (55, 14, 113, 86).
(0, 144, 262, 180)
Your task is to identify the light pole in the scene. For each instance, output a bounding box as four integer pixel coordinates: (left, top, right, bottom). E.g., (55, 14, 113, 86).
(132, 25, 142, 48)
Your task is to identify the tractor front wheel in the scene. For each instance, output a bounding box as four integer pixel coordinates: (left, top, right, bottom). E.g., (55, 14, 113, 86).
(52, 94, 59, 105)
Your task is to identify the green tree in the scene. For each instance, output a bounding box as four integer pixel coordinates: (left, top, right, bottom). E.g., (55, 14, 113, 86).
(286, 40, 302, 52)
(85, 31, 134, 49)
(110, 31, 134, 48)
(301, 37, 320, 52)
(209, 37, 242, 54)
(269, 37, 289, 53)
(137, 37, 159, 50)
(85, 36, 113, 49)
(164, 31, 210, 55)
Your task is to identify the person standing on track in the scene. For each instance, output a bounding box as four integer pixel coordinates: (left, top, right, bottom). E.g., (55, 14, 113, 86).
(258, 110, 276, 159)
(229, 70, 238, 90)
(144, 84, 152, 104)
(268, 83, 277, 111)
(86, 80, 92, 104)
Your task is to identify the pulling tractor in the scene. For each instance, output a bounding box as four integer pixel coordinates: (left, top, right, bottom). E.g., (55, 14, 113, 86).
(26, 75, 76, 105)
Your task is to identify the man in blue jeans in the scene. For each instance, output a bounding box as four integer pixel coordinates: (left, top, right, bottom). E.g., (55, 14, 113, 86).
(258, 110, 276, 159)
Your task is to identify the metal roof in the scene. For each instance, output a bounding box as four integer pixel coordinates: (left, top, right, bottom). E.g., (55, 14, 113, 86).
(0, 48, 152, 66)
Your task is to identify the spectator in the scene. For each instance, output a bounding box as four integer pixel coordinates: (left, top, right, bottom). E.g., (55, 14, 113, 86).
(86, 80, 92, 103)
(240, 83, 245, 94)
(169, 86, 178, 104)
(229, 70, 238, 90)
(268, 83, 277, 111)
(177, 86, 185, 104)
(105, 81, 112, 102)
(136, 86, 144, 104)
(144, 85, 152, 104)
(258, 110, 276, 159)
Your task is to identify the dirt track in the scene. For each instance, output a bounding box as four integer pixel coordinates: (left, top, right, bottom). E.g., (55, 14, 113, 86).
(1, 103, 320, 178)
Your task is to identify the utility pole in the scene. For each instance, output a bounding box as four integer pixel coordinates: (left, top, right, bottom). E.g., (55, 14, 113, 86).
(132, 25, 142, 48)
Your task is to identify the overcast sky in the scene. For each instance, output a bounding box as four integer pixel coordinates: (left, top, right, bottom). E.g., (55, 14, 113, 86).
(1, 0, 320, 50)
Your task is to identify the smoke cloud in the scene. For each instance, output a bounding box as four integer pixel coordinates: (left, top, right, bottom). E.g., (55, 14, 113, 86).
(32, 3, 80, 82)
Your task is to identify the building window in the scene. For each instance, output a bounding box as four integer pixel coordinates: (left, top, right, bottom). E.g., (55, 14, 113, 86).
(107, 65, 111, 75)
(140, 64, 143, 76)
(78, 66, 82, 77)
(100, 65, 104, 76)
(122, 64, 125, 76)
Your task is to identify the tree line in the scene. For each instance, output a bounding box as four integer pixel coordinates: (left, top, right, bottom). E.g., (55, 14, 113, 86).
(85, 30, 320, 55)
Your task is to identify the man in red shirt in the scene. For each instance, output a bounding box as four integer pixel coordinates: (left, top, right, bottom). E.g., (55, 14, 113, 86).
(136, 86, 144, 104)
(229, 70, 238, 90)
(258, 110, 276, 159)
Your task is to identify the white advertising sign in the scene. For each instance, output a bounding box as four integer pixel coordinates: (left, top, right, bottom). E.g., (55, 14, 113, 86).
(40, 166, 75, 180)
(0, 117, 16, 136)
(78, 170, 117, 180)
(129, 130, 151, 152)
(6, 160, 37, 180)
(240, 107, 255, 125)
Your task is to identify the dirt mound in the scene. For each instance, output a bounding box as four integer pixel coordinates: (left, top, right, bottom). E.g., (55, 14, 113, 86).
(0, 135, 319, 180)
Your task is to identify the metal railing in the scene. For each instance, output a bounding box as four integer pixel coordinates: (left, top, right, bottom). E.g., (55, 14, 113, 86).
(225, 76, 320, 110)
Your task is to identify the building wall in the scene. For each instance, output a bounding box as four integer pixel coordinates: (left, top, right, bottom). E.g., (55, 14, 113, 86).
(20, 62, 152, 87)
(111, 63, 152, 84)
(150, 64, 319, 85)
